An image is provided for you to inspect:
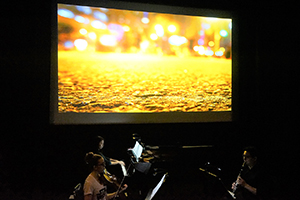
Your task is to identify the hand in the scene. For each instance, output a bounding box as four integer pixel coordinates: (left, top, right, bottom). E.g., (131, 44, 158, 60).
(232, 181, 237, 190)
(236, 176, 257, 195)
(118, 161, 125, 166)
(120, 184, 128, 192)
(236, 176, 246, 187)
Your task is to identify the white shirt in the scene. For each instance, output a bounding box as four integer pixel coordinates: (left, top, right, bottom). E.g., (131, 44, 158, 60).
(84, 174, 107, 200)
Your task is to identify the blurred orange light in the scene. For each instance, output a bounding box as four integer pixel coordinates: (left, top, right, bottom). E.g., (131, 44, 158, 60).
(215, 34, 221, 40)
(219, 47, 225, 52)
(208, 41, 215, 47)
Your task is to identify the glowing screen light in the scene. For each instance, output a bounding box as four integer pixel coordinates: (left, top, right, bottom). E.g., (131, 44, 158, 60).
(168, 35, 187, 46)
(88, 32, 97, 40)
(91, 20, 107, 29)
(219, 47, 226, 52)
(201, 23, 210, 30)
(123, 25, 130, 32)
(100, 35, 117, 46)
(58, 9, 74, 18)
(140, 40, 150, 50)
(75, 16, 86, 23)
(76, 6, 92, 14)
(64, 41, 74, 49)
(193, 46, 199, 51)
(150, 33, 158, 40)
(108, 24, 124, 41)
(220, 30, 228, 37)
(215, 51, 224, 56)
(205, 50, 214, 56)
(168, 25, 176, 33)
(74, 39, 88, 51)
(196, 45, 206, 55)
(155, 24, 164, 37)
(141, 17, 150, 24)
(56, 3, 232, 122)
(94, 11, 108, 22)
(208, 41, 215, 47)
(198, 38, 205, 45)
(79, 28, 87, 35)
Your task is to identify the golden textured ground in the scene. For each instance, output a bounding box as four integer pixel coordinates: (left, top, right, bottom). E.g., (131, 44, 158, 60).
(58, 51, 231, 113)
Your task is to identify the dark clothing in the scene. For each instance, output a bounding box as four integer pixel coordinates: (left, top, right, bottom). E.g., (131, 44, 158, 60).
(98, 151, 111, 166)
(236, 164, 278, 200)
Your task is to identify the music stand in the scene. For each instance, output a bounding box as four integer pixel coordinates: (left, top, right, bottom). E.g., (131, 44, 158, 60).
(199, 167, 235, 199)
(145, 173, 168, 200)
(129, 141, 143, 162)
(127, 141, 152, 174)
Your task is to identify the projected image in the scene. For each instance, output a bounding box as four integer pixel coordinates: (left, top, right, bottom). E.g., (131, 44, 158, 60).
(57, 4, 232, 113)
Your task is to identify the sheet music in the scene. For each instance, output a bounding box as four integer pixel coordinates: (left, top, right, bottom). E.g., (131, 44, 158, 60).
(121, 164, 128, 176)
(145, 174, 167, 200)
(132, 141, 143, 162)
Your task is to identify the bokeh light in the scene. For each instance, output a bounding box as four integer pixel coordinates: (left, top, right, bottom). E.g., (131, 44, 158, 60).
(220, 30, 228, 37)
(91, 20, 107, 29)
(58, 4, 231, 59)
(88, 32, 97, 40)
(141, 17, 150, 24)
(168, 25, 176, 33)
(169, 35, 187, 46)
(208, 41, 215, 47)
(100, 35, 117, 46)
(150, 33, 158, 40)
(57, 4, 233, 114)
(79, 28, 87, 35)
(155, 24, 164, 37)
(58, 9, 74, 18)
(74, 39, 88, 51)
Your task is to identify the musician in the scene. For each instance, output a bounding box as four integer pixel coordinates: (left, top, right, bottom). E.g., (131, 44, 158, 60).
(94, 136, 125, 167)
(83, 152, 128, 200)
(232, 146, 278, 200)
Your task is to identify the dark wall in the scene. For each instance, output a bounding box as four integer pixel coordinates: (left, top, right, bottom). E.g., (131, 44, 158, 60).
(2, 0, 298, 199)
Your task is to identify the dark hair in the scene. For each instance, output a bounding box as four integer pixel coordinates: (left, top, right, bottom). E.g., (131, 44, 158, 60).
(244, 146, 259, 158)
(85, 152, 102, 170)
(96, 136, 104, 142)
(90, 136, 104, 152)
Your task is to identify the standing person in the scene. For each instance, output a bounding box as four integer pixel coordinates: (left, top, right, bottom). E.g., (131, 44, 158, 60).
(94, 136, 125, 167)
(232, 146, 278, 200)
(83, 152, 127, 200)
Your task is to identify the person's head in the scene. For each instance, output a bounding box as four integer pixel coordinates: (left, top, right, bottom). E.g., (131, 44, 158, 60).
(85, 152, 106, 173)
(93, 136, 105, 151)
(243, 146, 258, 168)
